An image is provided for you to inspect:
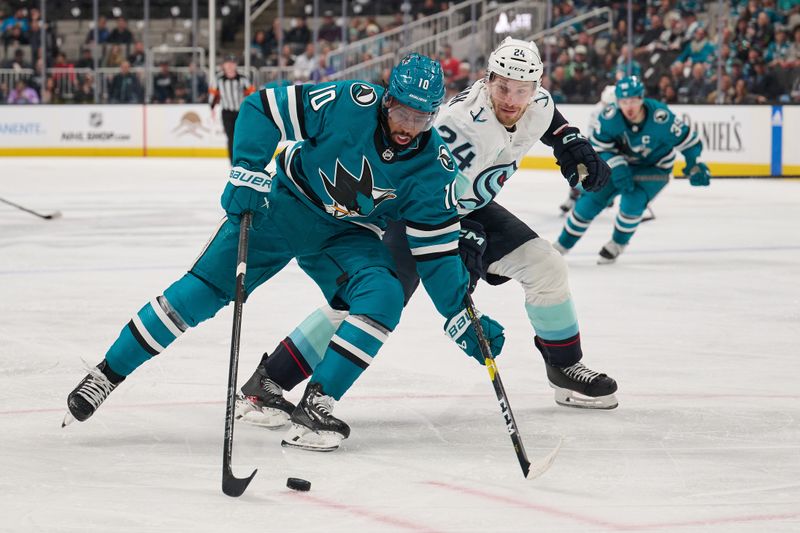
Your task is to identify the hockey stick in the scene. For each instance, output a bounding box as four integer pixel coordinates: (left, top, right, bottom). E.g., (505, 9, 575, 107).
(0, 197, 62, 220)
(463, 294, 562, 480)
(222, 211, 258, 497)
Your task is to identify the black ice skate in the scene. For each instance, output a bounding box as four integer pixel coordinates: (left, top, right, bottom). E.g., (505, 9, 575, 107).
(597, 240, 627, 265)
(62, 361, 124, 427)
(559, 187, 581, 214)
(545, 361, 618, 409)
(281, 382, 350, 452)
(235, 362, 295, 429)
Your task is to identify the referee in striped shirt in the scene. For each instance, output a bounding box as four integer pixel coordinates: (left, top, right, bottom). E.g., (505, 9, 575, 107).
(209, 55, 256, 163)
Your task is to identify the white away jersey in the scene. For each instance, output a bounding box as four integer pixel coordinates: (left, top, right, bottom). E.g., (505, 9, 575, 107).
(435, 79, 555, 215)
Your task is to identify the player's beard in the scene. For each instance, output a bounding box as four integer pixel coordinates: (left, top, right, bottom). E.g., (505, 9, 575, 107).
(489, 96, 530, 128)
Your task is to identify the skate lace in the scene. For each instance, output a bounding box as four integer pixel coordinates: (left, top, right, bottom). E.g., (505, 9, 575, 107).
(77, 368, 115, 409)
(563, 363, 601, 384)
(312, 394, 335, 417)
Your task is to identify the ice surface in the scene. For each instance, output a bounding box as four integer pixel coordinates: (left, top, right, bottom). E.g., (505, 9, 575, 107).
(1, 158, 799, 532)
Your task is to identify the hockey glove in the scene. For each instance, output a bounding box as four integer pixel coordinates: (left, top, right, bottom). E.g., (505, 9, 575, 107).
(552, 127, 611, 192)
(610, 163, 634, 193)
(459, 218, 487, 294)
(444, 308, 505, 365)
(220, 167, 273, 227)
(683, 162, 711, 186)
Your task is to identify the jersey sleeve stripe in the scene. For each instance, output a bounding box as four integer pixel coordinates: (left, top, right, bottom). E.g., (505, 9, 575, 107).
(405, 216, 460, 232)
(412, 248, 460, 262)
(675, 131, 700, 152)
(405, 221, 460, 238)
(285, 85, 303, 140)
(260, 88, 276, 126)
(607, 155, 626, 168)
(410, 241, 459, 257)
(294, 85, 308, 140)
(264, 88, 288, 140)
(590, 134, 615, 150)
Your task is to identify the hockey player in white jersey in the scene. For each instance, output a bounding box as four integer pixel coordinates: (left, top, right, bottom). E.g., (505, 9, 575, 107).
(238, 38, 619, 438)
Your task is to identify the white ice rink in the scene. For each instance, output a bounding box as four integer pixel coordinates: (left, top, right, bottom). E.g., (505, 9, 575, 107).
(1, 158, 799, 532)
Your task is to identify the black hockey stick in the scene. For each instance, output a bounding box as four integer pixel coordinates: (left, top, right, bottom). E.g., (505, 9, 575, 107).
(463, 294, 561, 480)
(0, 196, 62, 220)
(222, 211, 258, 497)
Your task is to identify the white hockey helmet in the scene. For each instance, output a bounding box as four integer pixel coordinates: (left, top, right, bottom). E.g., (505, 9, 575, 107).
(487, 37, 544, 85)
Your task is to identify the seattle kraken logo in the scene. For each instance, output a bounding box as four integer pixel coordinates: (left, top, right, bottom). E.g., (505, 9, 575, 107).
(470, 107, 486, 122)
(458, 162, 516, 211)
(319, 157, 396, 218)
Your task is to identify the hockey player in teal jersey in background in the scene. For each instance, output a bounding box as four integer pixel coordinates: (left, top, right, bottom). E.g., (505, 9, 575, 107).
(63, 54, 505, 452)
(554, 76, 711, 264)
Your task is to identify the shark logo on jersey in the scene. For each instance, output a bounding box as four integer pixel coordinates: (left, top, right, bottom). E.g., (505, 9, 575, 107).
(622, 132, 653, 159)
(350, 83, 377, 107)
(653, 108, 669, 124)
(438, 145, 455, 171)
(319, 157, 396, 218)
(470, 107, 487, 122)
(457, 162, 516, 212)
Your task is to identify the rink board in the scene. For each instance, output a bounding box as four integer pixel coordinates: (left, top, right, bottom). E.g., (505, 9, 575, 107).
(0, 103, 798, 176)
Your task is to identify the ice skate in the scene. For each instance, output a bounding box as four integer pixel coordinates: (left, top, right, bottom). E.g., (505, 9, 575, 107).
(641, 206, 655, 223)
(545, 361, 618, 409)
(558, 188, 581, 214)
(235, 362, 295, 428)
(597, 240, 626, 264)
(62, 361, 124, 426)
(281, 382, 350, 452)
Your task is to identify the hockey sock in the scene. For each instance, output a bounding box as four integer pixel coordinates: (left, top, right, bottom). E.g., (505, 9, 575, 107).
(611, 211, 642, 245)
(534, 333, 583, 367)
(525, 298, 581, 366)
(558, 210, 591, 249)
(310, 315, 390, 400)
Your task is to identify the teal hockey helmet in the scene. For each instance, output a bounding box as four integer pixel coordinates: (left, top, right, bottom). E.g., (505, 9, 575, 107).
(615, 76, 644, 99)
(385, 53, 445, 114)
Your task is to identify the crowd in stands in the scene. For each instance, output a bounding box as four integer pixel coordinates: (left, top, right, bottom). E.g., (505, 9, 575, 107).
(2, 0, 800, 105)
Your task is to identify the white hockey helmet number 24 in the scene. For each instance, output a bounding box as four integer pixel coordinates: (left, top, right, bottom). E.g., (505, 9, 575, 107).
(487, 37, 544, 87)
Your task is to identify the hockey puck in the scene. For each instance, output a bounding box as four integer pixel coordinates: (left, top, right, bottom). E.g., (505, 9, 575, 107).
(287, 477, 311, 491)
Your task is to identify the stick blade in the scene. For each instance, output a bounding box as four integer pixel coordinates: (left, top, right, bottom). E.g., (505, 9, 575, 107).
(222, 468, 257, 497)
(525, 438, 563, 481)
(45, 211, 63, 220)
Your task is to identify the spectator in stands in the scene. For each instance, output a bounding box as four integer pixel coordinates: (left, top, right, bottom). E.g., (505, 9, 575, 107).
(678, 62, 713, 103)
(789, 26, 800, 64)
(385, 13, 405, 32)
(421, 0, 438, 17)
(733, 77, 760, 103)
(575, 32, 600, 70)
(52, 52, 77, 92)
(707, 73, 735, 103)
(28, 18, 55, 62)
(3, 24, 28, 48)
(2, 8, 29, 36)
(766, 26, 792, 66)
(286, 17, 311, 52)
(75, 48, 94, 69)
(264, 19, 283, 63)
(109, 17, 134, 46)
(129, 41, 146, 67)
(749, 57, 783, 101)
(7, 78, 39, 104)
(563, 63, 595, 103)
(348, 17, 366, 42)
(615, 44, 642, 79)
(448, 61, 471, 94)
(152, 61, 176, 103)
(439, 43, 460, 82)
(293, 43, 315, 81)
(74, 73, 95, 104)
(0, 81, 7, 104)
(104, 44, 125, 68)
(85, 15, 110, 45)
(309, 52, 334, 83)
(186, 62, 208, 103)
(251, 30, 269, 66)
(278, 44, 295, 68)
(108, 61, 143, 103)
(549, 65, 567, 103)
(636, 13, 666, 54)
(318, 12, 342, 43)
(677, 26, 717, 66)
(2, 49, 29, 70)
(754, 11, 775, 50)
(567, 44, 589, 78)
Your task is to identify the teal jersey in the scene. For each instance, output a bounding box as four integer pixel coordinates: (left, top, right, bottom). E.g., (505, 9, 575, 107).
(589, 98, 702, 174)
(231, 80, 467, 319)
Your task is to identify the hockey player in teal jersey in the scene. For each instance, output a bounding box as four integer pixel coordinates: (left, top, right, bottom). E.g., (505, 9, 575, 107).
(63, 54, 505, 451)
(554, 76, 711, 264)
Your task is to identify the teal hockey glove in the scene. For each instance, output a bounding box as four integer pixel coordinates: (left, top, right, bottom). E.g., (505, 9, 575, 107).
(444, 308, 505, 365)
(610, 163, 634, 193)
(683, 162, 711, 186)
(221, 167, 273, 226)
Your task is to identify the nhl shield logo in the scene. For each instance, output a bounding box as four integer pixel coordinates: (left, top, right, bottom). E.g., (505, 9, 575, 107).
(381, 148, 395, 161)
(89, 112, 103, 128)
(350, 83, 377, 107)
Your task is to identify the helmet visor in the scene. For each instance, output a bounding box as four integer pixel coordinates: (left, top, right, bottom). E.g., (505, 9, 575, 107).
(386, 100, 438, 132)
(487, 75, 537, 106)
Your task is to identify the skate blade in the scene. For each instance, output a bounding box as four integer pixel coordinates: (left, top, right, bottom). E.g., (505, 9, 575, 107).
(236, 408, 291, 429)
(552, 387, 618, 410)
(596, 256, 617, 265)
(280, 423, 343, 452)
(61, 412, 76, 427)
